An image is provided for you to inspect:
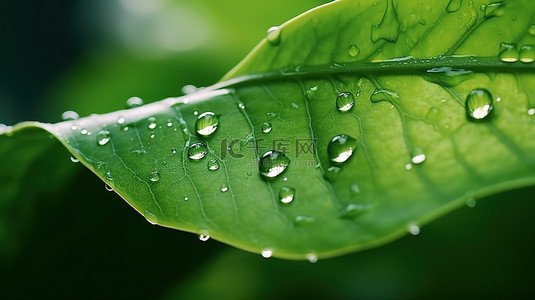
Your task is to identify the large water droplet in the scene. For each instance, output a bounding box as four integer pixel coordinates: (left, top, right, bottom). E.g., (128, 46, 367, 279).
(207, 159, 219, 171)
(336, 92, 355, 112)
(348, 44, 360, 57)
(259, 150, 290, 178)
(328, 134, 357, 163)
(61, 110, 79, 121)
(446, 0, 462, 13)
(262, 122, 272, 133)
(499, 43, 518, 63)
(370, 89, 399, 103)
(371, 0, 400, 43)
(149, 171, 161, 182)
(466, 89, 493, 120)
(279, 186, 295, 204)
(266, 26, 281, 45)
(188, 142, 208, 160)
(126, 97, 143, 108)
(519, 45, 535, 63)
(195, 112, 219, 136)
(96, 130, 111, 146)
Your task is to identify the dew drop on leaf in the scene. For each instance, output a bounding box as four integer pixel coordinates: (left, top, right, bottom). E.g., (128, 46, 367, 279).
(149, 171, 161, 182)
(324, 165, 342, 182)
(370, 89, 399, 103)
(126, 96, 143, 108)
(336, 92, 355, 112)
(466, 89, 493, 120)
(70, 156, 79, 163)
(411, 153, 426, 164)
(220, 185, 228, 192)
(338, 204, 371, 218)
(261, 249, 273, 258)
(181, 84, 197, 95)
(199, 234, 210, 242)
(528, 108, 535, 116)
(519, 45, 535, 63)
(266, 26, 282, 45)
(348, 44, 360, 57)
(188, 142, 208, 160)
(207, 159, 219, 171)
(105, 184, 114, 192)
(195, 112, 219, 136)
(328, 134, 357, 163)
(262, 122, 272, 133)
(61, 110, 79, 121)
(409, 225, 421, 235)
(279, 186, 295, 204)
(307, 254, 318, 264)
(446, 0, 462, 13)
(529, 24, 535, 35)
(259, 150, 290, 178)
(96, 130, 111, 146)
(148, 117, 157, 130)
(467, 198, 477, 208)
(117, 116, 126, 125)
(499, 43, 518, 63)
(294, 215, 314, 225)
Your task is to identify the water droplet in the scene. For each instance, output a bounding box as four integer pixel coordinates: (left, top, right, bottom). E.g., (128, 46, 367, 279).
(126, 96, 143, 108)
(348, 44, 360, 57)
(446, 0, 462, 13)
(339, 204, 371, 218)
(97, 130, 111, 146)
(409, 225, 420, 235)
(370, 89, 399, 103)
(105, 184, 114, 192)
(336, 92, 355, 112)
(148, 117, 157, 130)
(279, 186, 295, 204)
(117, 116, 126, 125)
(529, 25, 535, 36)
(467, 198, 477, 208)
(195, 112, 219, 136)
(193, 110, 199, 116)
(261, 249, 273, 258)
(61, 110, 79, 121)
(188, 142, 208, 160)
(71, 125, 78, 131)
(426, 67, 474, 87)
(238, 103, 246, 110)
(70, 156, 79, 163)
(411, 154, 426, 164)
(220, 185, 228, 192)
(294, 215, 315, 225)
(283, 177, 288, 182)
(166, 120, 173, 127)
(324, 166, 342, 182)
(259, 150, 290, 178)
(307, 254, 318, 263)
(184, 195, 189, 201)
(371, 0, 400, 43)
(182, 84, 197, 95)
(262, 122, 272, 133)
(483, 2, 504, 18)
(328, 134, 357, 163)
(171, 148, 177, 154)
(405, 163, 413, 170)
(199, 234, 210, 242)
(81, 129, 88, 135)
(290, 102, 299, 109)
(499, 43, 518, 63)
(149, 171, 161, 182)
(266, 26, 281, 45)
(528, 108, 535, 116)
(207, 159, 219, 171)
(466, 89, 493, 120)
(519, 45, 535, 63)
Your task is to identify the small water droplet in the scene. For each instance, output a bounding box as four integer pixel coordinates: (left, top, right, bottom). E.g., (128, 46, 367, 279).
(466, 89, 493, 120)
(148, 117, 157, 130)
(166, 120, 173, 127)
(528, 108, 535, 116)
(171, 148, 177, 154)
(467, 198, 477, 208)
(261, 249, 273, 258)
(259, 150, 290, 178)
(96, 130, 111, 146)
(283, 177, 288, 182)
(81, 129, 88, 135)
(370, 89, 399, 103)
(339, 203, 371, 218)
(291, 102, 299, 109)
(193, 110, 199, 116)
(207, 159, 219, 171)
(411, 153, 426, 164)
(199, 234, 210, 242)
(405, 163, 413, 170)
(519, 45, 535, 63)
(126, 96, 143, 108)
(409, 225, 420, 235)
(188, 142, 208, 160)
(71, 125, 78, 131)
(279, 186, 295, 204)
(238, 103, 246, 110)
(294, 215, 315, 225)
(328, 134, 357, 163)
(266, 26, 281, 45)
(324, 166, 342, 182)
(116, 116, 126, 125)
(105, 184, 114, 192)
(336, 92, 355, 112)
(307, 254, 318, 263)
(499, 43, 518, 63)
(184, 195, 189, 201)
(446, 0, 462, 13)
(348, 44, 360, 57)
(61, 110, 79, 121)
(182, 84, 197, 95)
(262, 122, 272, 133)
(220, 185, 228, 192)
(529, 25, 535, 36)
(149, 171, 161, 182)
(70, 156, 79, 163)
(195, 112, 219, 136)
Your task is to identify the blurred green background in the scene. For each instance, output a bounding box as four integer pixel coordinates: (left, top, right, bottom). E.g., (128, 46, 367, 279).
(1, 0, 534, 299)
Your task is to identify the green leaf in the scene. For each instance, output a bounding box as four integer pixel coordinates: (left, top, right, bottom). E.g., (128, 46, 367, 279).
(2, 0, 535, 260)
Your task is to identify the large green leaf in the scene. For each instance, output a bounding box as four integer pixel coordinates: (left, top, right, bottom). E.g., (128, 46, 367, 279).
(2, 0, 535, 260)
